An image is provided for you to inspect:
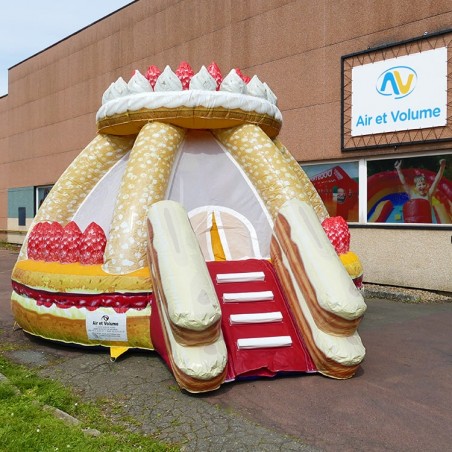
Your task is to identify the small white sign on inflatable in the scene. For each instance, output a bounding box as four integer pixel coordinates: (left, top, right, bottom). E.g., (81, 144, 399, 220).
(86, 310, 128, 341)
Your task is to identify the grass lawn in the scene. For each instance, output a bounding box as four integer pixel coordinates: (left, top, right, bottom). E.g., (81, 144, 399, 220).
(0, 355, 177, 451)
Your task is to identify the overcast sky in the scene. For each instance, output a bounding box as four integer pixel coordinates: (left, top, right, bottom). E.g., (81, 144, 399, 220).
(0, 0, 134, 96)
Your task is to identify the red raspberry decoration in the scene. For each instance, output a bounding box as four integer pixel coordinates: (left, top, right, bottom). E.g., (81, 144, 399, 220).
(235, 68, 251, 84)
(79, 222, 107, 265)
(321, 216, 350, 255)
(59, 221, 82, 263)
(175, 61, 194, 90)
(207, 61, 223, 90)
(145, 65, 161, 89)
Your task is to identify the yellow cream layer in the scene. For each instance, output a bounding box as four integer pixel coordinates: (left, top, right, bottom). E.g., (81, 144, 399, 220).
(15, 260, 150, 277)
(12, 260, 152, 293)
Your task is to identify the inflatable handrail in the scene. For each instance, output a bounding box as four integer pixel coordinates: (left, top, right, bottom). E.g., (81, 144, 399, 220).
(147, 200, 222, 346)
(270, 199, 366, 378)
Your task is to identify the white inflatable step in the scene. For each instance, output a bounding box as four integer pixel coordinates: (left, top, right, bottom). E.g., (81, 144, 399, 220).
(216, 271, 265, 283)
(237, 336, 293, 349)
(229, 312, 283, 324)
(223, 290, 274, 302)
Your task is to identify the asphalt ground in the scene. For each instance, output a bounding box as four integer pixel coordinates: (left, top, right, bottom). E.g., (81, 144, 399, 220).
(1, 248, 452, 451)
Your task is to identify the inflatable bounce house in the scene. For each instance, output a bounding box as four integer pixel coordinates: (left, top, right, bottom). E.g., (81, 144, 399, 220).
(368, 166, 451, 224)
(11, 62, 367, 393)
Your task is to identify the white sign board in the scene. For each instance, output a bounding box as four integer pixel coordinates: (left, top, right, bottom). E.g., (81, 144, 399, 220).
(351, 47, 447, 136)
(86, 310, 128, 341)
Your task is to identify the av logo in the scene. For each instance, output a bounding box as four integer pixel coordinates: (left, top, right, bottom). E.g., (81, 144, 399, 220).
(376, 66, 417, 99)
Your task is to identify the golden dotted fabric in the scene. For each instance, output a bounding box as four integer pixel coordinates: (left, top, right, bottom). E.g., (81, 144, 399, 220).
(273, 138, 329, 222)
(19, 134, 135, 260)
(103, 122, 185, 274)
(213, 124, 310, 219)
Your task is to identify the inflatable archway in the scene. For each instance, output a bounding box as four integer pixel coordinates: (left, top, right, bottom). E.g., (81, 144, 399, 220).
(11, 62, 366, 392)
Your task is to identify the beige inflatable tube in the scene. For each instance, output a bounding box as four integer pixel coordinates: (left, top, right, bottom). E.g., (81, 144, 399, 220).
(213, 124, 311, 219)
(18, 134, 135, 260)
(103, 122, 185, 274)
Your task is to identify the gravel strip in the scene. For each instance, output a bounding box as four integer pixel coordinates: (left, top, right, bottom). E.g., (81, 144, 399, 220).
(363, 283, 452, 303)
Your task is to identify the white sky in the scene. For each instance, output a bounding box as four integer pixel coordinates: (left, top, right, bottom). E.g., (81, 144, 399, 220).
(0, 0, 134, 96)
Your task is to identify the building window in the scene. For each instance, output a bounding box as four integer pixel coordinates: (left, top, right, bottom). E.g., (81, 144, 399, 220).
(35, 185, 53, 213)
(301, 161, 360, 222)
(367, 154, 451, 225)
(301, 152, 451, 226)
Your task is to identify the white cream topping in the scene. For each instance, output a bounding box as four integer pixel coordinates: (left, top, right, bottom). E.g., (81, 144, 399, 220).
(111, 77, 130, 99)
(128, 70, 152, 94)
(246, 75, 267, 99)
(189, 65, 217, 91)
(264, 82, 277, 105)
(220, 69, 246, 94)
(102, 77, 130, 105)
(97, 66, 282, 123)
(101, 82, 116, 105)
(96, 90, 282, 123)
(154, 65, 183, 92)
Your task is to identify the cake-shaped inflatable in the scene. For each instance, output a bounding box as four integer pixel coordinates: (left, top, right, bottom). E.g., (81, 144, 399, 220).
(11, 62, 366, 393)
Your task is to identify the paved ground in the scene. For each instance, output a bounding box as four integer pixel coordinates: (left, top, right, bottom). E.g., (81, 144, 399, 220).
(1, 248, 452, 451)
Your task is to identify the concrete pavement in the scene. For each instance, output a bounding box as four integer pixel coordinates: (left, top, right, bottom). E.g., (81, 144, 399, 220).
(1, 248, 452, 451)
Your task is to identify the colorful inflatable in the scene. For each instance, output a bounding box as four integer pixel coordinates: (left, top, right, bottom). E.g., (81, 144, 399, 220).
(11, 62, 366, 392)
(368, 169, 452, 224)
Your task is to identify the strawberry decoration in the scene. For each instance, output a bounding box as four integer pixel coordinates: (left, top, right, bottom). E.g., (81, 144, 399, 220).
(79, 222, 107, 265)
(235, 68, 251, 84)
(45, 222, 64, 261)
(175, 61, 194, 90)
(27, 222, 47, 260)
(59, 221, 82, 263)
(28, 221, 63, 262)
(321, 216, 350, 255)
(207, 61, 223, 90)
(145, 65, 161, 89)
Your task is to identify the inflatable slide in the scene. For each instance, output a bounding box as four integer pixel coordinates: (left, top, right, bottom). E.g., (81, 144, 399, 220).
(11, 62, 366, 392)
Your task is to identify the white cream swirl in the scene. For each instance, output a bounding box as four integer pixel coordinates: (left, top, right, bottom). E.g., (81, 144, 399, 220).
(128, 70, 152, 94)
(264, 82, 277, 105)
(154, 65, 183, 92)
(219, 69, 246, 94)
(246, 75, 267, 99)
(101, 77, 130, 105)
(189, 66, 217, 91)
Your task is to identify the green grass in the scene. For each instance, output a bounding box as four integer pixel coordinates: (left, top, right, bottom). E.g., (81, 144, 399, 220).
(0, 355, 178, 452)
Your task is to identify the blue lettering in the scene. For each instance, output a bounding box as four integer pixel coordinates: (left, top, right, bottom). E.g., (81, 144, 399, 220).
(356, 115, 372, 127)
(390, 107, 441, 123)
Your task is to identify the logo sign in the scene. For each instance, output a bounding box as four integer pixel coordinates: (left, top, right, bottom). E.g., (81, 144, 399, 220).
(376, 66, 417, 99)
(86, 310, 127, 341)
(351, 47, 447, 137)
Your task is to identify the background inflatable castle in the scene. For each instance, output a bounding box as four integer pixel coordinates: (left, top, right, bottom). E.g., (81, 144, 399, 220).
(11, 62, 366, 392)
